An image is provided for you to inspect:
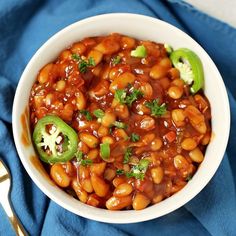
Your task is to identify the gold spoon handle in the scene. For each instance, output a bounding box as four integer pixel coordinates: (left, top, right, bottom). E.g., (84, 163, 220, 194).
(1, 196, 28, 236)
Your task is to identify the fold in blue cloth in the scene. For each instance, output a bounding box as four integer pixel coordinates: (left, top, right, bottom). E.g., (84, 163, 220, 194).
(0, 0, 236, 235)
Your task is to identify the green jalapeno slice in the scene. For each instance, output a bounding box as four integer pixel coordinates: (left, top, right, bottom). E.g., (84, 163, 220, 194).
(33, 115, 78, 164)
(170, 48, 204, 94)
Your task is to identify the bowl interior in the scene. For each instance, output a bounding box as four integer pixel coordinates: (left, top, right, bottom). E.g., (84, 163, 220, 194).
(12, 13, 230, 223)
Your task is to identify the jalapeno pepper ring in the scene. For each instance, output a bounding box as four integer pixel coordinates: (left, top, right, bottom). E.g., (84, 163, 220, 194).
(33, 115, 78, 163)
(170, 48, 204, 94)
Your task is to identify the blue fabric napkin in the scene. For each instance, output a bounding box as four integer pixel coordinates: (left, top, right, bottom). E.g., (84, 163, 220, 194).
(0, 0, 236, 235)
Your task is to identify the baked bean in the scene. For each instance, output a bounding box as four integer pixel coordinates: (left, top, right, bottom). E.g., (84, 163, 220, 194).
(174, 155, 189, 169)
(79, 165, 90, 179)
(113, 176, 126, 188)
(71, 179, 88, 203)
(152, 194, 164, 204)
(158, 57, 172, 69)
(106, 195, 132, 210)
(101, 111, 116, 127)
(97, 125, 109, 137)
(113, 129, 128, 141)
(79, 132, 99, 148)
(151, 167, 164, 184)
(171, 78, 184, 88)
(114, 104, 129, 119)
(101, 136, 114, 145)
(90, 162, 106, 176)
(139, 116, 155, 131)
(168, 68, 180, 79)
(95, 38, 120, 55)
(185, 105, 207, 134)
(151, 138, 163, 151)
(133, 193, 150, 210)
(50, 163, 71, 187)
(91, 174, 109, 197)
(114, 183, 133, 197)
(121, 36, 135, 49)
(139, 82, 153, 99)
(87, 194, 100, 207)
(55, 80, 66, 92)
(87, 49, 103, 66)
(76, 90, 86, 110)
(81, 178, 93, 193)
(59, 50, 72, 61)
(189, 147, 204, 163)
(87, 149, 99, 160)
(38, 63, 54, 84)
(109, 72, 136, 93)
(71, 42, 86, 55)
(168, 86, 183, 99)
(172, 109, 185, 127)
(201, 132, 211, 145)
(181, 138, 197, 151)
(150, 65, 167, 80)
(104, 168, 116, 181)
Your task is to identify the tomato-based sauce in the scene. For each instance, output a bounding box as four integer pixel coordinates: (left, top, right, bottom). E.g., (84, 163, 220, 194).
(29, 33, 211, 210)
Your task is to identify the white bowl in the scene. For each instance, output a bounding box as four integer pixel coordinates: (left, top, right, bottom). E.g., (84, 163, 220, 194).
(12, 13, 230, 223)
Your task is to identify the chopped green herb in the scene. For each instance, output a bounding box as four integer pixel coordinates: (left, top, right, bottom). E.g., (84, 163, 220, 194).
(186, 175, 192, 182)
(109, 126, 113, 134)
(114, 121, 127, 129)
(80, 110, 92, 121)
(81, 159, 93, 166)
(100, 143, 110, 160)
(126, 171, 145, 180)
(131, 45, 147, 58)
(123, 147, 132, 164)
(114, 89, 143, 106)
(114, 89, 126, 104)
(75, 151, 84, 161)
(125, 89, 143, 107)
(145, 99, 167, 117)
(112, 55, 121, 65)
(88, 57, 95, 66)
(126, 159, 149, 180)
(72, 54, 81, 61)
(93, 109, 105, 118)
(72, 53, 95, 73)
(130, 133, 140, 142)
(116, 169, 125, 175)
(75, 151, 93, 166)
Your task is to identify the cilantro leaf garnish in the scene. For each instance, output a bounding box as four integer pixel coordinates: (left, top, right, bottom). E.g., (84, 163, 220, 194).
(114, 89, 143, 107)
(72, 53, 95, 73)
(112, 55, 121, 65)
(145, 99, 167, 117)
(75, 151, 93, 166)
(80, 110, 92, 121)
(114, 121, 127, 129)
(123, 147, 132, 164)
(130, 133, 140, 142)
(93, 109, 105, 118)
(125, 159, 150, 180)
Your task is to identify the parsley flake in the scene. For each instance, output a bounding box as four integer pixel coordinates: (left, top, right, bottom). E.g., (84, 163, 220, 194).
(130, 133, 140, 142)
(72, 53, 95, 73)
(145, 99, 167, 117)
(80, 110, 92, 121)
(93, 109, 105, 118)
(123, 147, 132, 164)
(112, 55, 121, 65)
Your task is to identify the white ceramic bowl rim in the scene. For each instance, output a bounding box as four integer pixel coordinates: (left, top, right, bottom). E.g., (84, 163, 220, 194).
(12, 13, 230, 223)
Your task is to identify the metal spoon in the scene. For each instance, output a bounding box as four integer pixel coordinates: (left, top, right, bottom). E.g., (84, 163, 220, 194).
(0, 159, 28, 236)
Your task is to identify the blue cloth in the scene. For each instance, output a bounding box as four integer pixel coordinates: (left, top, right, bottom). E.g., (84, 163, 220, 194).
(0, 0, 236, 235)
